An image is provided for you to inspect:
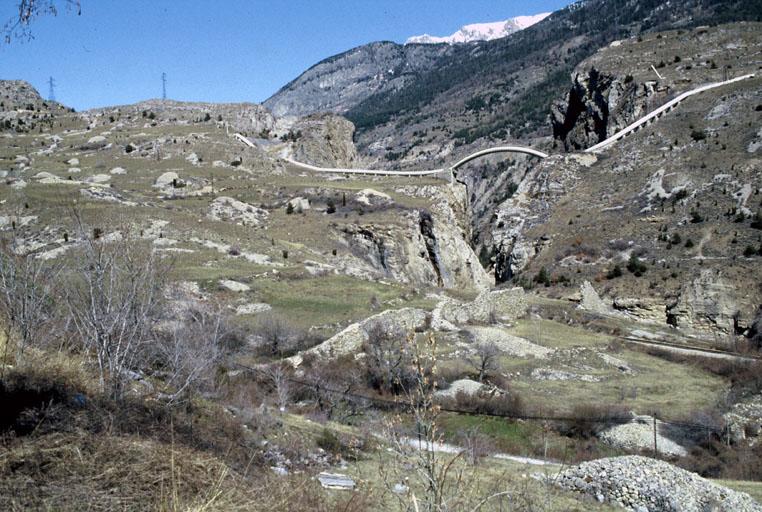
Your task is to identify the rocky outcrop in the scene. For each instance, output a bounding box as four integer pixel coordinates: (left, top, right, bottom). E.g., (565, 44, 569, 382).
(85, 99, 276, 136)
(208, 196, 269, 226)
(553, 455, 762, 511)
(667, 269, 739, 337)
(288, 307, 429, 366)
(551, 68, 657, 151)
(578, 280, 622, 317)
(432, 288, 527, 328)
(290, 113, 359, 167)
(613, 297, 668, 324)
(336, 184, 490, 291)
(724, 393, 762, 443)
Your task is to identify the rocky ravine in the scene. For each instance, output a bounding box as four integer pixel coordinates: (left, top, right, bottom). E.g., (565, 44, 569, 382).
(480, 24, 762, 341)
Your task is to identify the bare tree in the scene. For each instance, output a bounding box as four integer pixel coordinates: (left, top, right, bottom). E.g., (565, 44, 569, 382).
(3, 0, 81, 44)
(467, 342, 500, 383)
(0, 239, 58, 368)
(362, 321, 415, 394)
(256, 313, 295, 356)
(155, 301, 231, 405)
(266, 363, 291, 412)
(380, 332, 520, 511)
(381, 332, 466, 512)
(66, 231, 166, 400)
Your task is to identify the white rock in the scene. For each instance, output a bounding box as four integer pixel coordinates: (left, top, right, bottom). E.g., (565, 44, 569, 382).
(110, 167, 127, 175)
(154, 172, 179, 188)
(235, 303, 272, 315)
(67, 158, 79, 166)
(287, 197, 310, 211)
(219, 279, 251, 292)
(355, 188, 393, 206)
(85, 174, 111, 184)
(208, 196, 269, 226)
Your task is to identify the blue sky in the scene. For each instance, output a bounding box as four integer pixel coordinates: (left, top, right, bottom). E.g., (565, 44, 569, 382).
(0, 0, 572, 110)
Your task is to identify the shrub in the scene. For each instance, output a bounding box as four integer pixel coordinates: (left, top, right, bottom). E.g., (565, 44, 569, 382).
(560, 404, 631, 439)
(325, 199, 336, 214)
(606, 265, 623, 279)
(684, 239, 695, 248)
(751, 211, 762, 230)
(285, 203, 294, 215)
(690, 130, 706, 142)
(626, 253, 647, 276)
(534, 266, 551, 287)
(744, 245, 757, 257)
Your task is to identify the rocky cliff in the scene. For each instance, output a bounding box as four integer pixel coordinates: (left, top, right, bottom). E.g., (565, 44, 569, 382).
(551, 68, 660, 151)
(290, 114, 359, 168)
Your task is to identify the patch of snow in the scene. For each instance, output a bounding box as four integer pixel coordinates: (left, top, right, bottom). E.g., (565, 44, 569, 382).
(406, 13, 550, 45)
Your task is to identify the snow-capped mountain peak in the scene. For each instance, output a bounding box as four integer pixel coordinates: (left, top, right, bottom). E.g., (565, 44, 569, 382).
(406, 12, 550, 45)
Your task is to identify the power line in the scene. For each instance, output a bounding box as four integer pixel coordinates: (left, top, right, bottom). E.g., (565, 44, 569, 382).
(47, 76, 56, 102)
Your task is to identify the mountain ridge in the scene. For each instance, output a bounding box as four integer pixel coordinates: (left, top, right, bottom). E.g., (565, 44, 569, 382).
(405, 13, 551, 45)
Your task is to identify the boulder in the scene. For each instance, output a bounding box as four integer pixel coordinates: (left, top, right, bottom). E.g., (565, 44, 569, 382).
(85, 174, 111, 184)
(82, 135, 108, 150)
(219, 279, 251, 293)
(288, 307, 428, 366)
(110, 167, 127, 175)
(154, 172, 180, 188)
(287, 197, 310, 212)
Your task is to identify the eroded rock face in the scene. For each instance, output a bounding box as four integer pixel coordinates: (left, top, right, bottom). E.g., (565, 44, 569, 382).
(335, 184, 490, 291)
(551, 68, 657, 151)
(290, 114, 359, 168)
(667, 269, 739, 337)
(724, 394, 762, 443)
(613, 297, 668, 324)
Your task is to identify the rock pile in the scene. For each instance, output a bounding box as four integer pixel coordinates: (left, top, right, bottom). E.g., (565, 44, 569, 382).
(553, 456, 761, 511)
(598, 415, 688, 457)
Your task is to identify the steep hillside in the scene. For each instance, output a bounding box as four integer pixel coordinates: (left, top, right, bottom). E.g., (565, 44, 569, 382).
(263, 42, 453, 118)
(485, 22, 762, 342)
(266, 0, 762, 169)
